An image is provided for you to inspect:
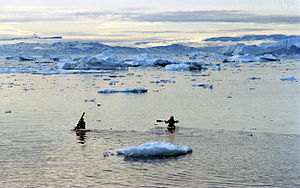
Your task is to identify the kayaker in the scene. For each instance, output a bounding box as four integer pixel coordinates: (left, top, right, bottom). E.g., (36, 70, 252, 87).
(75, 112, 86, 130)
(165, 116, 179, 129)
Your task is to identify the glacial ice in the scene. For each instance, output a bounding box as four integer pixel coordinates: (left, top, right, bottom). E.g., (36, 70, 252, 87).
(116, 142, 192, 157)
(98, 87, 148, 93)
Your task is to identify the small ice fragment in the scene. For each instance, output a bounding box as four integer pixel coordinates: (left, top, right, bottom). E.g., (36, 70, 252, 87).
(103, 151, 114, 157)
(212, 66, 221, 71)
(192, 83, 213, 89)
(98, 87, 148, 93)
(109, 81, 119, 85)
(280, 77, 296, 81)
(18, 55, 35, 61)
(85, 98, 96, 102)
(249, 77, 261, 80)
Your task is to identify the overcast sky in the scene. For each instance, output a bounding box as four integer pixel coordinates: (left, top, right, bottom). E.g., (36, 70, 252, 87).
(0, 0, 300, 46)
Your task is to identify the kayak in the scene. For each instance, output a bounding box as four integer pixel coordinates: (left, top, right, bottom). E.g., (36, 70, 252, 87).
(74, 129, 91, 133)
(167, 126, 176, 130)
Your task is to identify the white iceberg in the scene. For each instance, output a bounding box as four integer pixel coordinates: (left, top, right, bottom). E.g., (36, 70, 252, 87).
(117, 142, 192, 157)
(98, 87, 147, 93)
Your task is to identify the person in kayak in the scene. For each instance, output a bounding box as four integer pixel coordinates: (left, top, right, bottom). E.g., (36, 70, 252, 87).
(74, 112, 86, 130)
(165, 116, 179, 129)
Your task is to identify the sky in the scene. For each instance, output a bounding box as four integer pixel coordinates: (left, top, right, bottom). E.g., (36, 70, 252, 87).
(0, 0, 300, 46)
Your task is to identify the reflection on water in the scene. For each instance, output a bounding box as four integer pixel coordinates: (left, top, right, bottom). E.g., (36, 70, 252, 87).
(75, 131, 86, 144)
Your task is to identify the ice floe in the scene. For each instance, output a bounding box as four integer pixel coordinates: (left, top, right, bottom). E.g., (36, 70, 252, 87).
(98, 87, 148, 93)
(116, 142, 192, 157)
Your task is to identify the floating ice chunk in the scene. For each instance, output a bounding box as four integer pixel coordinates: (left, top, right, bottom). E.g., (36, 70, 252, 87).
(212, 66, 221, 71)
(109, 81, 119, 85)
(150, 79, 175, 84)
(103, 151, 114, 157)
(165, 64, 189, 71)
(280, 77, 296, 81)
(165, 61, 204, 71)
(98, 87, 147, 93)
(85, 98, 96, 102)
(259, 54, 280, 62)
(123, 54, 175, 67)
(18, 55, 35, 61)
(117, 142, 192, 157)
(223, 55, 257, 63)
(249, 77, 261, 80)
(192, 83, 213, 89)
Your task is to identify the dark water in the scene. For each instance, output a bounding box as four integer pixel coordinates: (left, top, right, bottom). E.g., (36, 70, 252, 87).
(1, 62, 300, 187)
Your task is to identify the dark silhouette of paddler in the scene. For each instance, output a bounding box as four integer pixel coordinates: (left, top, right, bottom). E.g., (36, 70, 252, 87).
(74, 112, 86, 130)
(165, 116, 179, 129)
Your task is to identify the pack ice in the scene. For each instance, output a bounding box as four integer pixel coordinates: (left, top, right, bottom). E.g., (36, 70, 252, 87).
(117, 142, 192, 157)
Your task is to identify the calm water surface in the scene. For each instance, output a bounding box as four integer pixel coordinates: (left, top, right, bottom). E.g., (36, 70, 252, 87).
(1, 61, 300, 187)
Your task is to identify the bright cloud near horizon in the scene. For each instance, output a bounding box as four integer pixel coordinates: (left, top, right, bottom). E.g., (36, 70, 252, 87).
(0, 0, 300, 46)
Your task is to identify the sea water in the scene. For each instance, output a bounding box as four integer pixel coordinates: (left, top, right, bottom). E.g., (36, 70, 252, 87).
(1, 61, 300, 187)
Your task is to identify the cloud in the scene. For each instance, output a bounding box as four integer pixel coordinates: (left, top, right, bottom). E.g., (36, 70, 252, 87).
(2, 7, 300, 26)
(132, 10, 300, 24)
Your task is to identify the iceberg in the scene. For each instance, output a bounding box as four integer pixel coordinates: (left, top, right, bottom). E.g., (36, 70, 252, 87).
(123, 54, 175, 67)
(259, 54, 280, 62)
(98, 87, 148, 93)
(57, 51, 128, 70)
(223, 55, 257, 63)
(165, 61, 205, 71)
(117, 142, 192, 157)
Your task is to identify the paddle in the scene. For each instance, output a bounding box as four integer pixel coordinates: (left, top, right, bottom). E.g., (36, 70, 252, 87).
(156, 119, 166, 123)
(74, 112, 85, 130)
